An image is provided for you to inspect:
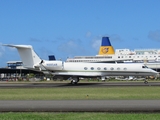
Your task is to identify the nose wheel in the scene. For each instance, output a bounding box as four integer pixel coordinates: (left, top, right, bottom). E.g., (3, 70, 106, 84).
(144, 80, 148, 84)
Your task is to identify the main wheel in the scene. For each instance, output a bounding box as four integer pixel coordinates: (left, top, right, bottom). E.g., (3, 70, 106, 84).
(71, 80, 77, 84)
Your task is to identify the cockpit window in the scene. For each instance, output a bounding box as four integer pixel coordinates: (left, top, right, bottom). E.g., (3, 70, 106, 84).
(142, 65, 148, 68)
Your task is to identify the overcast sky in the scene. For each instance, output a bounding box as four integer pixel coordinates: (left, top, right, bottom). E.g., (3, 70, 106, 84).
(0, 0, 160, 67)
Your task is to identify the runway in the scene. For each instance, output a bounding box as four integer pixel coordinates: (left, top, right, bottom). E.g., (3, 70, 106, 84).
(0, 81, 160, 88)
(0, 100, 160, 112)
(0, 82, 160, 112)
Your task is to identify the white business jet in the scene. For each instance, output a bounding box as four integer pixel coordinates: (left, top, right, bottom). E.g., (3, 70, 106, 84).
(3, 44, 158, 84)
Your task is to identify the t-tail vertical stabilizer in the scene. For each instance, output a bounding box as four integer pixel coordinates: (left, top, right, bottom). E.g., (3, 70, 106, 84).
(98, 37, 115, 55)
(3, 44, 41, 69)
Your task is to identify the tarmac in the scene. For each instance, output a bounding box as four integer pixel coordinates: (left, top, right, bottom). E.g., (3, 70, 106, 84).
(0, 100, 160, 112)
(0, 81, 160, 88)
(0, 82, 160, 112)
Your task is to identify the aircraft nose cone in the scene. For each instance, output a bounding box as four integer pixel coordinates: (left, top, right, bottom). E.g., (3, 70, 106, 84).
(151, 70, 159, 75)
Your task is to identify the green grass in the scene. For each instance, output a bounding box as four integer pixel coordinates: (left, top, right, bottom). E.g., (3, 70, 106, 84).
(0, 112, 160, 120)
(0, 86, 160, 100)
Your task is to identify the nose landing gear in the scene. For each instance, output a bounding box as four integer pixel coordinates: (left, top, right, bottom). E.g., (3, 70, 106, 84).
(144, 80, 148, 84)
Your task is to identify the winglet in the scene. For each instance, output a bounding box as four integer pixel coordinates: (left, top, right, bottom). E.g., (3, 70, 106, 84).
(98, 37, 115, 55)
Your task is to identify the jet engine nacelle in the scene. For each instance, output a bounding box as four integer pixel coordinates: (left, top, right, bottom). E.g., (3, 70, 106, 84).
(42, 61, 63, 70)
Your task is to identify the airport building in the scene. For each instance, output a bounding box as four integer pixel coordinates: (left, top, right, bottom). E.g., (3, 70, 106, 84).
(7, 61, 24, 69)
(0, 61, 43, 81)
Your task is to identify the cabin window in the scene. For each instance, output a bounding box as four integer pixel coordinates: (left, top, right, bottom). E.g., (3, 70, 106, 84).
(123, 68, 127, 70)
(84, 67, 88, 70)
(104, 67, 107, 70)
(117, 67, 120, 70)
(110, 67, 114, 70)
(97, 67, 101, 70)
(91, 67, 94, 70)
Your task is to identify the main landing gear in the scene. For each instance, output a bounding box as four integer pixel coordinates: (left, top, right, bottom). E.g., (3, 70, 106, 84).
(70, 77, 79, 84)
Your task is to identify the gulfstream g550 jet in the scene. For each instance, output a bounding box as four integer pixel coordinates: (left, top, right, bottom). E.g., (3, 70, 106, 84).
(3, 44, 158, 84)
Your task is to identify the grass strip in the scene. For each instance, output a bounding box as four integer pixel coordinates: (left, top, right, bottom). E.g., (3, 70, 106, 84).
(0, 86, 160, 100)
(0, 112, 160, 120)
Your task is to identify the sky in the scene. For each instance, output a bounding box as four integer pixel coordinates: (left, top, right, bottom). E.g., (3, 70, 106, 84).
(0, 0, 160, 67)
